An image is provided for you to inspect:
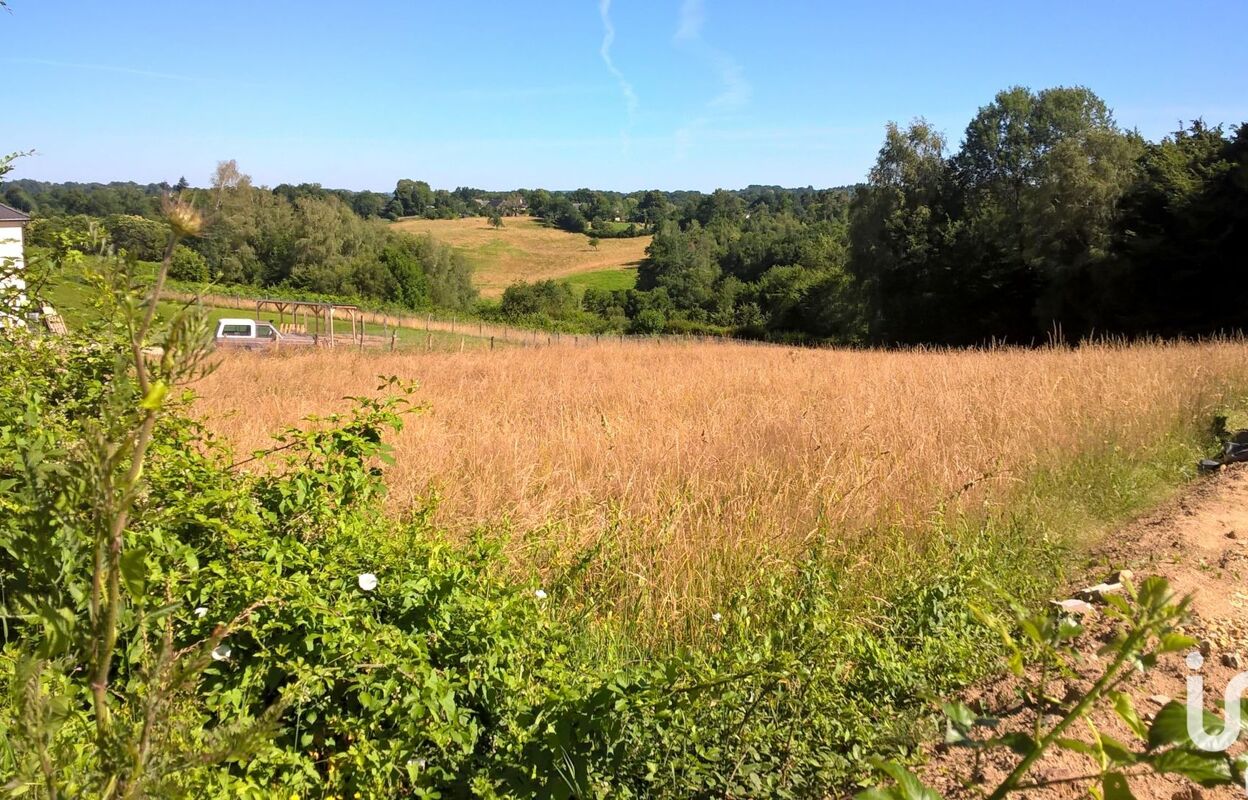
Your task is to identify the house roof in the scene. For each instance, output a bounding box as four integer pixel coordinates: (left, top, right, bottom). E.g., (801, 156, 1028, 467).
(0, 203, 30, 223)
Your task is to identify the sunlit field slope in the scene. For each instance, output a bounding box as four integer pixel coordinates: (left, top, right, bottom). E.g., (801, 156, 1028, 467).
(193, 340, 1248, 631)
(390, 215, 647, 297)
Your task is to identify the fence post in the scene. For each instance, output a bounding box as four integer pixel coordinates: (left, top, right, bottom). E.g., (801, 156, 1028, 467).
(490, 336, 494, 350)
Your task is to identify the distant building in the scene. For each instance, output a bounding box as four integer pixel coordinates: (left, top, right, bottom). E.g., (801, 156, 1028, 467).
(0, 202, 30, 325)
(483, 195, 528, 216)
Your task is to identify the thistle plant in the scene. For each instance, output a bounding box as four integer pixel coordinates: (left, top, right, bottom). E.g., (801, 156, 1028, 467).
(0, 195, 286, 798)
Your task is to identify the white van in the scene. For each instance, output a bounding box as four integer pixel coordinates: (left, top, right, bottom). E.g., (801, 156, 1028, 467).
(213, 318, 284, 350)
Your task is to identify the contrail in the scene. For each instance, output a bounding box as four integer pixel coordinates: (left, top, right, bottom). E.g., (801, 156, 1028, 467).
(599, 0, 639, 119)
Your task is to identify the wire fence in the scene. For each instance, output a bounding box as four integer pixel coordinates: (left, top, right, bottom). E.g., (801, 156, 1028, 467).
(161, 289, 807, 354)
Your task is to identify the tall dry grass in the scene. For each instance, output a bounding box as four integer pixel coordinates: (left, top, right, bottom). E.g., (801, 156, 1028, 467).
(192, 339, 1248, 626)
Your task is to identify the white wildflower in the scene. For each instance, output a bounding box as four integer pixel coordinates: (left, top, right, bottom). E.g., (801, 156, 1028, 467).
(711, 612, 723, 623)
(210, 643, 232, 662)
(358, 572, 378, 592)
(193, 606, 208, 618)
(534, 589, 547, 600)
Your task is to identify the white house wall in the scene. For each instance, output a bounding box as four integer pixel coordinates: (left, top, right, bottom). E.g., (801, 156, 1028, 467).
(0, 220, 27, 318)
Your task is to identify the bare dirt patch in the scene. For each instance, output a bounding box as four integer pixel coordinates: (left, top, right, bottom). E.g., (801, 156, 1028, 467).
(923, 466, 1248, 799)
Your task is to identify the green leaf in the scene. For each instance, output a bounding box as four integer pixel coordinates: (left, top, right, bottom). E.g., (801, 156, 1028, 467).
(942, 701, 977, 743)
(1054, 737, 1097, 756)
(870, 759, 944, 800)
(1152, 748, 1234, 786)
(34, 606, 76, 658)
(140, 380, 169, 410)
(1098, 732, 1139, 766)
(1102, 772, 1135, 800)
(1149, 701, 1224, 749)
(1112, 692, 1148, 740)
(120, 547, 149, 599)
(1057, 617, 1084, 640)
(1157, 633, 1197, 654)
(149, 602, 181, 621)
(989, 732, 1037, 757)
(1019, 616, 1044, 645)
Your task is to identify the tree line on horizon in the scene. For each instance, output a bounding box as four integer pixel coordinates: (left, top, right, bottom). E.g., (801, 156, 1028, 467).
(7, 84, 1245, 343)
(610, 86, 1246, 344)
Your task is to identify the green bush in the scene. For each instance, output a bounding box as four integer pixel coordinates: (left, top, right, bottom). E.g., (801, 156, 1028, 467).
(103, 214, 168, 261)
(628, 307, 665, 334)
(169, 244, 209, 282)
(500, 279, 579, 320)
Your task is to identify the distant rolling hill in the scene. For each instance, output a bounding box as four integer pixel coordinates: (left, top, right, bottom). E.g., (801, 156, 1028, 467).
(390, 215, 648, 298)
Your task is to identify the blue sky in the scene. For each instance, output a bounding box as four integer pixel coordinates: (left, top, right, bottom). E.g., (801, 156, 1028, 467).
(5, 1, 1247, 192)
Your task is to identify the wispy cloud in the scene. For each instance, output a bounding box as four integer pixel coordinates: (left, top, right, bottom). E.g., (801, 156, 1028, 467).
(432, 85, 608, 102)
(706, 52, 750, 110)
(598, 0, 639, 120)
(5, 57, 199, 82)
(674, 0, 751, 111)
(675, 0, 705, 41)
(672, 0, 752, 158)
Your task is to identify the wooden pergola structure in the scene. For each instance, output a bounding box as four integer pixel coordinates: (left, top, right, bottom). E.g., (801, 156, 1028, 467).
(253, 298, 366, 347)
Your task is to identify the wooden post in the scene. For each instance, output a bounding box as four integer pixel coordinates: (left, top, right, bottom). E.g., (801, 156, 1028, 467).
(390, 332, 397, 352)
(490, 336, 494, 350)
(426, 333, 432, 351)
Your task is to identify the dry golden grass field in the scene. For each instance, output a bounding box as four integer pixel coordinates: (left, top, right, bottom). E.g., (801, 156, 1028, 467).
(390, 215, 650, 297)
(193, 340, 1248, 631)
